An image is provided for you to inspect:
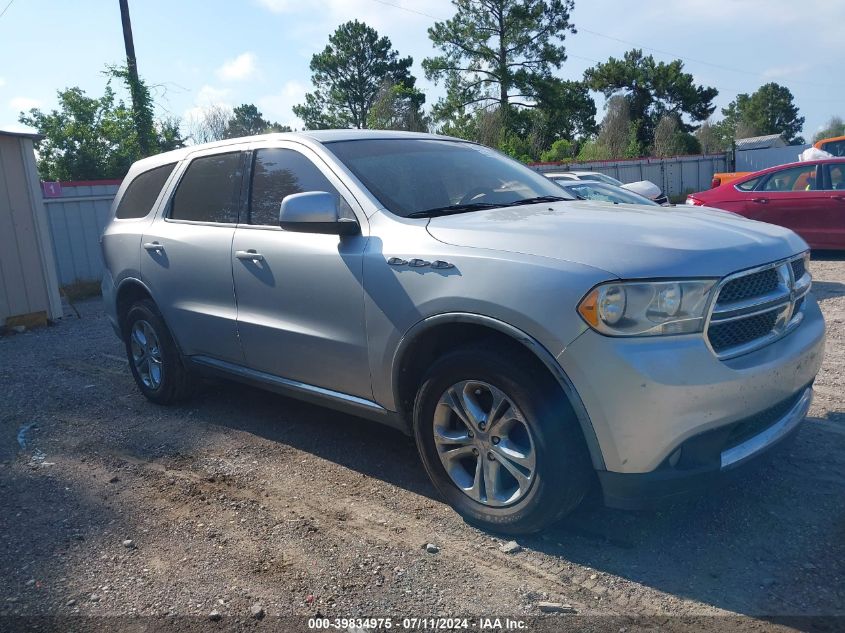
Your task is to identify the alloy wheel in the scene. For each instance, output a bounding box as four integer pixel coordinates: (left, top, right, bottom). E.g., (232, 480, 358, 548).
(130, 320, 163, 390)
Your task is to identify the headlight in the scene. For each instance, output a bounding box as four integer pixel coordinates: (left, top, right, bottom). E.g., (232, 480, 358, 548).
(577, 279, 717, 336)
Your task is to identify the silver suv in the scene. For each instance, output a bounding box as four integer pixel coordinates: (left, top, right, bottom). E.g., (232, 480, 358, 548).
(101, 131, 825, 534)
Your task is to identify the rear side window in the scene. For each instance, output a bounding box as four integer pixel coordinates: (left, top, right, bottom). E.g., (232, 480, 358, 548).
(736, 177, 760, 191)
(170, 152, 243, 223)
(249, 148, 351, 226)
(114, 163, 176, 219)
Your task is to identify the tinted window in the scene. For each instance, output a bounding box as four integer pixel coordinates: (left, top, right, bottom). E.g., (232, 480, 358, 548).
(170, 152, 243, 223)
(820, 139, 845, 157)
(563, 182, 658, 205)
(325, 139, 572, 217)
(249, 148, 351, 226)
(761, 165, 818, 192)
(114, 163, 175, 219)
(736, 177, 761, 191)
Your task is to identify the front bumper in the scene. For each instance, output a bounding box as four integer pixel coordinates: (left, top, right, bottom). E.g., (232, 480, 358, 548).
(557, 293, 825, 500)
(597, 386, 812, 509)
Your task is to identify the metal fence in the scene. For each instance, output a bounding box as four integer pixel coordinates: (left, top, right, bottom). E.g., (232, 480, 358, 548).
(735, 145, 810, 172)
(530, 153, 729, 200)
(43, 182, 120, 286)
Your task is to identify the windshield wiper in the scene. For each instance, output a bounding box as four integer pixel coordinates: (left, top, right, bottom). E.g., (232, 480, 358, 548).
(505, 195, 571, 206)
(407, 202, 502, 218)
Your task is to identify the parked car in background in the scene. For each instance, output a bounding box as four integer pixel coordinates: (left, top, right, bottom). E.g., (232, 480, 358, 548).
(710, 171, 751, 188)
(552, 179, 660, 206)
(687, 158, 845, 249)
(101, 131, 824, 534)
(814, 135, 845, 157)
(545, 170, 669, 205)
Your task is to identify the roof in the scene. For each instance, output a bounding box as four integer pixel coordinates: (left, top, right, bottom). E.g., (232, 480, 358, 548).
(0, 128, 44, 141)
(735, 134, 787, 150)
(743, 156, 845, 178)
(127, 129, 463, 172)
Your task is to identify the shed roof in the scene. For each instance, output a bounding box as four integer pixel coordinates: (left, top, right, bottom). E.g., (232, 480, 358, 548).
(0, 128, 44, 141)
(735, 134, 787, 150)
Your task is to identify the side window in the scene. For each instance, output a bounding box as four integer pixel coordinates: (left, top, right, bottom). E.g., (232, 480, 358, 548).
(826, 164, 845, 190)
(736, 177, 760, 191)
(820, 139, 845, 157)
(761, 166, 818, 192)
(249, 148, 353, 226)
(114, 163, 176, 219)
(170, 152, 243, 223)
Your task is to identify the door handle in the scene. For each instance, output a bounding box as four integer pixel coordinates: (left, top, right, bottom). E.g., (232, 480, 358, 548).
(751, 197, 768, 204)
(235, 249, 264, 262)
(143, 242, 164, 252)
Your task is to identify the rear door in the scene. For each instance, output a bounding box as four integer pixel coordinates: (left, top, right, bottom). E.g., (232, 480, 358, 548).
(743, 164, 829, 247)
(141, 148, 246, 362)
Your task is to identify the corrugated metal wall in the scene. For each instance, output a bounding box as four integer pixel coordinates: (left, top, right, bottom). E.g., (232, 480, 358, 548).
(44, 182, 120, 285)
(735, 145, 810, 172)
(0, 134, 62, 323)
(531, 154, 729, 199)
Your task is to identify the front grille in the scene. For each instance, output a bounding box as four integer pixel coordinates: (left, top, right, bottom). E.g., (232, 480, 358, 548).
(706, 255, 809, 359)
(709, 311, 778, 352)
(718, 268, 779, 304)
(724, 388, 806, 450)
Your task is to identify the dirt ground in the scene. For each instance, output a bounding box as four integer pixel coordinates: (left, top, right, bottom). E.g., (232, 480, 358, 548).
(1, 256, 843, 633)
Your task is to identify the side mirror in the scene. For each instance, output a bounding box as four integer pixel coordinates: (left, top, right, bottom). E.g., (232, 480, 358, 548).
(279, 191, 359, 236)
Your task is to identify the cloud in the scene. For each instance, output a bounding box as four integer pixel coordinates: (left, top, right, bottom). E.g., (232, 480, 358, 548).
(195, 84, 231, 106)
(257, 81, 308, 129)
(0, 77, 6, 88)
(762, 64, 811, 80)
(9, 97, 40, 111)
(254, 0, 299, 12)
(217, 52, 259, 82)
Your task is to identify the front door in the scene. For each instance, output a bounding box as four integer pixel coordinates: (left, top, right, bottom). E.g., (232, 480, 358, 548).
(232, 144, 371, 399)
(141, 149, 246, 362)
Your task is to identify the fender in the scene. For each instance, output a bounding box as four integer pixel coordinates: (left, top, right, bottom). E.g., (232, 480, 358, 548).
(391, 312, 605, 470)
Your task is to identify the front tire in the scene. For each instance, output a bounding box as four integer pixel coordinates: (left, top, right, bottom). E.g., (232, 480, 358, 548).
(413, 344, 592, 534)
(123, 299, 194, 405)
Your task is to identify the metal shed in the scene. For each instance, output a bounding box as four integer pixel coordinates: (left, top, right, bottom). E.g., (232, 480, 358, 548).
(0, 129, 62, 329)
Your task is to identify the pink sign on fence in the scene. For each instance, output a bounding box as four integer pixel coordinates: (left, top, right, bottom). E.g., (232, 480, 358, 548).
(42, 181, 62, 198)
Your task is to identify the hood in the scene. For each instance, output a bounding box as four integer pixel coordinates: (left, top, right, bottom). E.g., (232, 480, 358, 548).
(622, 180, 662, 198)
(425, 201, 807, 279)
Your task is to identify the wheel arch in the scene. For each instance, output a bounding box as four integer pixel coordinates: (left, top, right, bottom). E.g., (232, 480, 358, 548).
(391, 313, 605, 470)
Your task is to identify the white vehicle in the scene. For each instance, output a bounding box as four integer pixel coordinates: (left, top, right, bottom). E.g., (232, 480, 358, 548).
(546, 171, 669, 205)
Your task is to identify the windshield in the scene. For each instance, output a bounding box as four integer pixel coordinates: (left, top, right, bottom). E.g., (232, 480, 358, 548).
(324, 138, 573, 217)
(560, 182, 658, 205)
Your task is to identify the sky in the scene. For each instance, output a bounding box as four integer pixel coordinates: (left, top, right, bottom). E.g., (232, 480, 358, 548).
(0, 0, 842, 142)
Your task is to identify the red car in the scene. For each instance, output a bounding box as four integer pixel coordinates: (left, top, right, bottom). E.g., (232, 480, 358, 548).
(687, 158, 845, 249)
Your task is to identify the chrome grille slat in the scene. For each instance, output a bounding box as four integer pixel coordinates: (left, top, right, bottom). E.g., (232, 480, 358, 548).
(706, 253, 809, 360)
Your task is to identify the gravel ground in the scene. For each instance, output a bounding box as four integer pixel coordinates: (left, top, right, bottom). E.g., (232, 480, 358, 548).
(0, 256, 843, 633)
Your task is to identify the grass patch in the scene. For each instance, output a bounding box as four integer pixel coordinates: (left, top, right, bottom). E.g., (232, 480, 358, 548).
(61, 279, 102, 302)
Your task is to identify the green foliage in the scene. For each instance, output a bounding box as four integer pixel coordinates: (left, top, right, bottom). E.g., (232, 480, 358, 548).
(584, 49, 718, 148)
(424, 0, 579, 141)
(575, 139, 611, 162)
(719, 83, 805, 144)
(294, 20, 420, 129)
(224, 104, 290, 138)
(814, 116, 844, 142)
(540, 138, 575, 162)
(19, 75, 184, 181)
(367, 82, 428, 131)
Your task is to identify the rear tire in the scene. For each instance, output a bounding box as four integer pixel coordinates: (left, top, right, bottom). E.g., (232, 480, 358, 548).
(123, 299, 194, 405)
(413, 344, 592, 534)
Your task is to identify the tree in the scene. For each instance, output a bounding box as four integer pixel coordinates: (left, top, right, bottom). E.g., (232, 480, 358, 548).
(367, 82, 428, 131)
(293, 20, 420, 129)
(532, 78, 597, 142)
(695, 119, 724, 154)
(424, 0, 576, 125)
(596, 95, 632, 158)
(19, 77, 184, 181)
(719, 83, 805, 144)
(584, 49, 718, 148)
(224, 104, 290, 138)
(185, 104, 232, 144)
(814, 116, 844, 142)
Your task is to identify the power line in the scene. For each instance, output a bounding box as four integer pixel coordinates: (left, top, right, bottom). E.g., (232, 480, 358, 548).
(0, 0, 15, 19)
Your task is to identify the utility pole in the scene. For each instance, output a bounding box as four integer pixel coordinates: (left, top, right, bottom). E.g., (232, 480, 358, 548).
(118, 0, 151, 155)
